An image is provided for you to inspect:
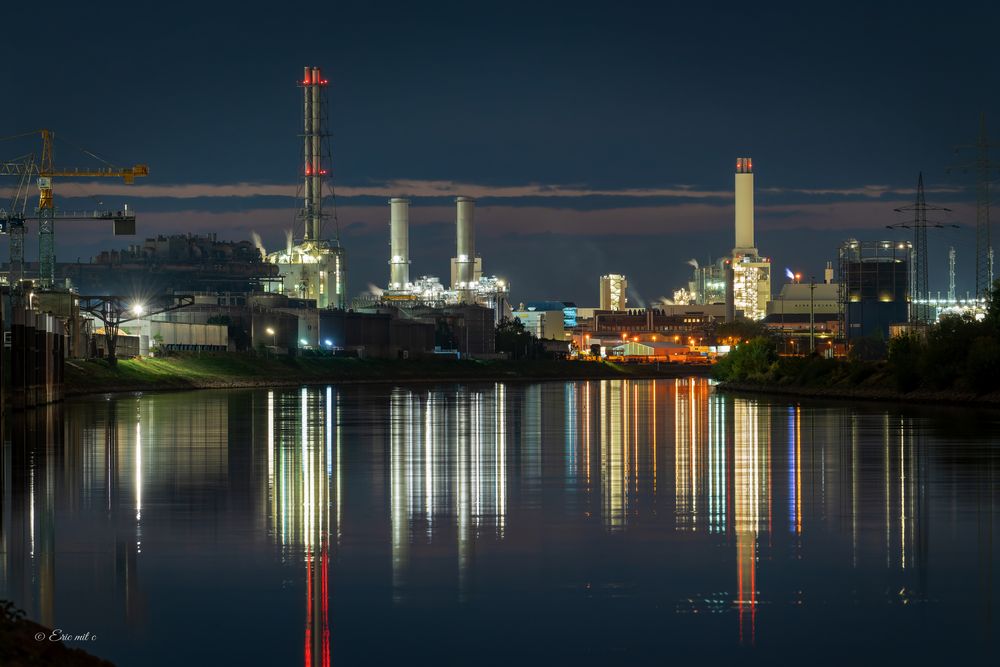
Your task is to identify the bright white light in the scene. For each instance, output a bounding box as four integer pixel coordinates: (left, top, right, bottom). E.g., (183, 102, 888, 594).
(300, 338, 308, 345)
(265, 327, 275, 335)
(131, 303, 145, 316)
(324, 339, 333, 347)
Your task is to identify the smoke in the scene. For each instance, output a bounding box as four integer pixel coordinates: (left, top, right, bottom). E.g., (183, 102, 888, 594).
(367, 283, 384, 297)
(627, 283, 646, 309)
(285, 229, 293, 255)
(785, 267, 795, 281)
(251, 231, 267, 260)
(688, 258, 699, 269)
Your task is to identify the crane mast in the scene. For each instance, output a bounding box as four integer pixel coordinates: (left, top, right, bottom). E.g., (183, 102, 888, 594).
(0, 129, 148, 288)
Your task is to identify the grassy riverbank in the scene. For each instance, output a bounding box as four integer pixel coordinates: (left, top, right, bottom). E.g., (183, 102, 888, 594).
(713, 339, 1000, 406)
(64, 354, 708, 397)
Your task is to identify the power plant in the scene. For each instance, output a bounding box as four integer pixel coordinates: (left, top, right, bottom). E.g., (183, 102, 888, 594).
(379, 196, 510, 321)
(599, 274, 627, 311)
(727, 157, 771, 320)
(265, 66, 347, 309)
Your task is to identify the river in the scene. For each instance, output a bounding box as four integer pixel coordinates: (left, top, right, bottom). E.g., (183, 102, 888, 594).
(1, 379, 997, 665)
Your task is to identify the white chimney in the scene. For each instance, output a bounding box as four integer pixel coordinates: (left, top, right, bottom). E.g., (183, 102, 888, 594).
(733, 157, 756, 256)
(389, 197, 409, 288)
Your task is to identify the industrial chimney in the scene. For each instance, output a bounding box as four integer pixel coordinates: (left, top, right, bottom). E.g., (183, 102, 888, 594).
(733, 157, 756, 257)
(302, 66, 327, 242)
(453, 196, 477, 302)
(389, 198, 410, 289)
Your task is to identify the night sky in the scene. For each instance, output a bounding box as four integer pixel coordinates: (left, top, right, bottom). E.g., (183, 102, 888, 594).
(3, 1, 998, 305)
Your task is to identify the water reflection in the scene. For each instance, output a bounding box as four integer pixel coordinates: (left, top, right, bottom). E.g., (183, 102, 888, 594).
(0, 379, 996, 665)
(389, 385, 508, 604)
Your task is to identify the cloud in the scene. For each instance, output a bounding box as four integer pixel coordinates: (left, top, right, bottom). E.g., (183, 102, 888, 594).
(1, 178, 967, 202)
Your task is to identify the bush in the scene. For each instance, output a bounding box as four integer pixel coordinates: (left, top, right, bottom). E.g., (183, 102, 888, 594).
(712, 337, 777, 382)
(849, 336, 887, 361)
(887, 334, 924, 392)
(921, 315, 984, 389)
(965, 336, 1000, 394)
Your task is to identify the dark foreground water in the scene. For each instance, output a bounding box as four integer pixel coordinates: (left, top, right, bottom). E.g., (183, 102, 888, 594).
(1, 379, 998, 666)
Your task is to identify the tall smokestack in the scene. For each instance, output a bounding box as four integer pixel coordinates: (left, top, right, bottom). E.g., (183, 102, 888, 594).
(734, 157, 756, 256)
(310, 66, 323, 241)
(455, 196, 476, 301)
(301, 66, 327, 241)
(302, 67, 313, 241)
(389, 197, 410, 288)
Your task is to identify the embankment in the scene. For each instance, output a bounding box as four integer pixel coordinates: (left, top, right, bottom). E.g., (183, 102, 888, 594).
(64, 355, 710, 397)
(717, 379, 1000, 407)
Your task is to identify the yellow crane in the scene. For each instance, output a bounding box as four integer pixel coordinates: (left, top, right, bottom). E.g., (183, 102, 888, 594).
(1, 129, 148, 287)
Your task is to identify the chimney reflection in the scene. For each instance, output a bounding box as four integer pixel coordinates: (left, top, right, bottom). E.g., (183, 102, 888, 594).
(266, 387, 339, 667)
(733, 398, 771, 645)
(389, 384, 509, 604)
(674, 379, 709, 531)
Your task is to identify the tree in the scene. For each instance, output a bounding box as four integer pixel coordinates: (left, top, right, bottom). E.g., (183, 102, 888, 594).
(495, 317, 539, 360)
(984, 278, 1000, 334)
(714, 318, 771, 345)
(887, 334, 923, 392)
(849, 335, 887, 362)
(711, 337, 777, 382)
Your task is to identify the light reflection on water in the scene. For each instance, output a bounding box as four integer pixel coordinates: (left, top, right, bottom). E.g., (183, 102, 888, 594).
(0, 379, 997, 665)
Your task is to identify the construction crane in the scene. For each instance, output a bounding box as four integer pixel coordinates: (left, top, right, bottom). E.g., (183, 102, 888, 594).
(0, 129, 148, 288)
(0, 153, 35, 285)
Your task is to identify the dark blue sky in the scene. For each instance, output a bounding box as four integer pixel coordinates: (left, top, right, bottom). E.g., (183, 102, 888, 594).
(2, 1, 997, 303)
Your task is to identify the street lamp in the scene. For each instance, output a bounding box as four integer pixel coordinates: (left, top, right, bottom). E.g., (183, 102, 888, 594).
(809, 275, 816, 354)
(265, 327, 276, 349)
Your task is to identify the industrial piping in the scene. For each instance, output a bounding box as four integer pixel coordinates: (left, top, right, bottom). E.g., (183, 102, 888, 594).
(389, 197, 410, 288)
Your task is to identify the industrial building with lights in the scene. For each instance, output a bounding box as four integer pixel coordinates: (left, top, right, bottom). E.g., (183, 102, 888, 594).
(375, 195, 511, 322)
(265, 66, 347, 310)
(727, 157, 771, 321)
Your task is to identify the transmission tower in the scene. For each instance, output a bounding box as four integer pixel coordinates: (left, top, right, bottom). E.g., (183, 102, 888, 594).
(889, 173, 954, 323)
(949, 113, 998, 300)
(948, 246, 956, 302)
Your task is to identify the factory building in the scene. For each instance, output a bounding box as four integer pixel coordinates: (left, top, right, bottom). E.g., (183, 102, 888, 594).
(689, 259, 728, 305)
(513, 304, 566, 341)
(764, 263, 840, 351)
(379, 196, 510, 324)
(57, 233, 278, 295)
(266, 66, 347, 309)
(840, 239, 911, 341)
(599, 274, 627, 311)
(590, 308, 719, 342)
(727, 158, 771, 320)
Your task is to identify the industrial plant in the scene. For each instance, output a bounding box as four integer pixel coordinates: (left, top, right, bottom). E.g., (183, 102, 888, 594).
(0, 59, 996, 407)
(727, 157, 772, 321)
(374, 195, 511, 321)
(264, 66, 347, 310)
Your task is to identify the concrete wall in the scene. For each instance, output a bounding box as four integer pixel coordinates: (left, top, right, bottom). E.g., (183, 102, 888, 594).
(10, 308, 64, 408)
(319, 309, 435, 358)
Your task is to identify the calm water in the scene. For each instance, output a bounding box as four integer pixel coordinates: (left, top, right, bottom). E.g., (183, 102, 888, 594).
(1, 379, 998, 665)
